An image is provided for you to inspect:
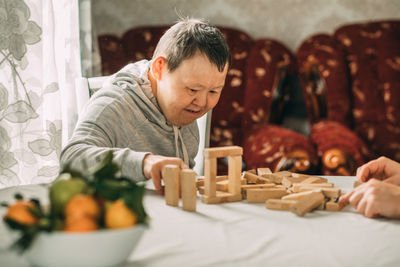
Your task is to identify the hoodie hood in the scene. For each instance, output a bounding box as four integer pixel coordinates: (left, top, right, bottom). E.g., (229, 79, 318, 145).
(109, 60, 169, 130)
(107, 60, 191, 165)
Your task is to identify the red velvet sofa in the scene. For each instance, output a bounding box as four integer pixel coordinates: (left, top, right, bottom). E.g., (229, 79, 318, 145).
(297, 20, 400, 174)
(97, 20, 400, 175)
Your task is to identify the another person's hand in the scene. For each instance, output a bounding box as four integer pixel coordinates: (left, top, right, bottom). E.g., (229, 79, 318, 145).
(142, 154, 189, 195)
(339, 179, 400, 219)
(356, 156, 400, 185)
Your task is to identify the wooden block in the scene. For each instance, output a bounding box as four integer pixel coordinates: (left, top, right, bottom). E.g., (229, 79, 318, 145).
(290, 191, 325, 217)
(247, 169, 257, 174)
(204, 157, 217, 197)
(197, 186, 205, 195)
(164, 165, 180, 206)
(281, 177, 293, 188)
(354, 180, 363, 188)
(216, 180, 229, 192)
(241, 184, 276, 189)
(292, 183, 334, 192)
(199, 185, 243, 196)
(202, 191, 242, 204)
(281, 176, 310, 188)
(282, 190, 316, 201)
(228, 155, 242, 195)
(257, 167, 272, 176)
(266, 199, 297, 210)
(297, 187, 341, 198)
(314, 176, 329, 182)
(317, 199, 327, 210)
(273, 171, 293, 177)
(216, 178, 246, 192)
(247, 188, 288, 203)
(181, 169, 196, 212)
(203, 146, 243, 159)
(291, 173, 311, 179)
(242, 171, 272, 184)
(241, 184, 276, 199)
(266, 174, 285, 184)
(196, 175, 227, 187)
(300, 177, 328, 184)
(325, 200, 346, 211)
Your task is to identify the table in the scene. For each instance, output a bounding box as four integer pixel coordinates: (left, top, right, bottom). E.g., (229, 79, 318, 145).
(1, 176, 400, 267)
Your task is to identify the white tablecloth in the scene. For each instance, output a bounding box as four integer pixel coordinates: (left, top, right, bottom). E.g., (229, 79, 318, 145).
(1, 176, 400, 267)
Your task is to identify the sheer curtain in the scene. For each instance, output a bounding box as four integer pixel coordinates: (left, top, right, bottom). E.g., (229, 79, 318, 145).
(0, 0, 82, 188)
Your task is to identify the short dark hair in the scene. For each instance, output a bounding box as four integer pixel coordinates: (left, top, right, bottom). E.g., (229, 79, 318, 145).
(152, 18, 230, 72)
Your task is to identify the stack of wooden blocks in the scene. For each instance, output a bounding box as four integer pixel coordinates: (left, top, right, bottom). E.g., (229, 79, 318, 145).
(165, 146, 348, 216)
(198, 168, 347, 216)
(201, 146, 243, 204)
(196, 146, 347, 216)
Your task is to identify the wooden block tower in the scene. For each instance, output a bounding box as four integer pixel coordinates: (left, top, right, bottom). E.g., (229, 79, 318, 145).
(164, 165, 197, 212)
(202, 146, 243, 204)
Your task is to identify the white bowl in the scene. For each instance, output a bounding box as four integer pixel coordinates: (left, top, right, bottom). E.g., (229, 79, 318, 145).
(23, 225, 147, 267)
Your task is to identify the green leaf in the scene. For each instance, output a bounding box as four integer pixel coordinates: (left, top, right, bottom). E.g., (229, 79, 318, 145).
(27, 206, 42, 218)
(14, 193, 23, 200)
(92, 151, 120, 180)
(94, 178, 132, 201)
(59, 164, 86, 179)
(122, 184, 147, 224)
(4, 217, 28, 231)
(10, 224, 40, 254)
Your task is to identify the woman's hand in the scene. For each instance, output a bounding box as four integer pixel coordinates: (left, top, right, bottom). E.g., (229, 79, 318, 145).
(142, 154, 189, 195)
(356, 156, 400, 185)
(339, 179, 400, 219)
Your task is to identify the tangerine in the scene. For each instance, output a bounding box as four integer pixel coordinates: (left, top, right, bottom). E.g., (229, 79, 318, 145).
(63, 215, 98, 233)
(5, 201, 39, 225)
(105, 199, 137, 229)
(49, 176, 88, 215)
(64, 194, 100, 220)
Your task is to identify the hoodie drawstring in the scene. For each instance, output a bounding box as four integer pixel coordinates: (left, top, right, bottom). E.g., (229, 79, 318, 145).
(173, 126, 189, 166)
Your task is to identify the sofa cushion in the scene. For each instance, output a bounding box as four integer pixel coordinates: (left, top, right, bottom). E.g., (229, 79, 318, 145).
(355, 121, 400, 162)
(242, 39, 295, 130)
(297, 34, 352, 127)
(311, 120, 374, 175)
(122, 26, 169, 63)
(98, 35, 127, 75)
(243, 125, 317, 173)
(209, 27, 253, 148)
(334, 20, 400, 160)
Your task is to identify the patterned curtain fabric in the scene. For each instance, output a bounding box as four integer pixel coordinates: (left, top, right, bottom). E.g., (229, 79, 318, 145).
(79, 0, 101, 77)
(0, 0, 82, 188)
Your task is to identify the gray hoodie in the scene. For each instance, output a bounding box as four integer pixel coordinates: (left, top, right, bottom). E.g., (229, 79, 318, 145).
(60, 60, 199, 182)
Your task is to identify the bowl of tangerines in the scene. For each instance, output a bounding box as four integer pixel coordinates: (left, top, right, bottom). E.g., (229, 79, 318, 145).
(2, 152, 148, 267)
